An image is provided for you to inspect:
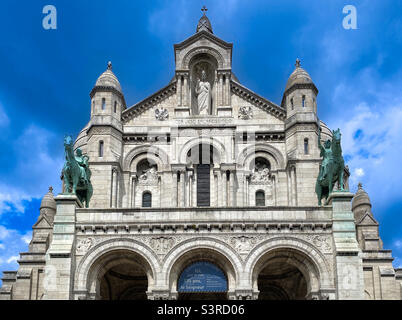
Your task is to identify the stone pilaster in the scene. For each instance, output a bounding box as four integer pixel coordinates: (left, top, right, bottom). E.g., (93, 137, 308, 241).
(42, 194, 81, 300)
(328, 191, 365, 300)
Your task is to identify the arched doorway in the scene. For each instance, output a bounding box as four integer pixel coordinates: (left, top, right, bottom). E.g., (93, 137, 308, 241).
(186, 144, 219, 207)
(88, 250, 153, 300)
(169, 248, 236, 300)
(178, 261, 227, 300)
(252, 248, 320, 300)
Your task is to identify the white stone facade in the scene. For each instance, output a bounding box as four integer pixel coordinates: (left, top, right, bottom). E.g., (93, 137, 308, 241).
(1, 14, 401, 300)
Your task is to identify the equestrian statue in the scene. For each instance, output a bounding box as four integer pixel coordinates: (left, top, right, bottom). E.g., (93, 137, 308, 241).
(62, 135, 93, 208)
(315, 127, 346, 206)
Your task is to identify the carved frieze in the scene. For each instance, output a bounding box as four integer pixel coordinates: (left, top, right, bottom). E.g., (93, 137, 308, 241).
(305, 234, 332, 252)
(138, 167, 158, 185)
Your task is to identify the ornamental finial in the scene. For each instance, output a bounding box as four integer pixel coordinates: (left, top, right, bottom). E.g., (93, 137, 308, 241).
(107, 61, 112, 70)
(295, 58, 301, 68)
(358, 182, 363, 189)
(48, 186, 53, 193)
(201, 5, 208, 16)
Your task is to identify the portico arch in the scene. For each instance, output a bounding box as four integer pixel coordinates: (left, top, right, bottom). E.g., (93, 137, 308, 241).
(245, 237, 333, 299)
(163, 238, 242, 299)
(74, 239, 159, 300)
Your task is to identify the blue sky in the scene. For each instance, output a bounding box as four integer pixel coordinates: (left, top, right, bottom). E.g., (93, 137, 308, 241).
(0, 0, 402, 276)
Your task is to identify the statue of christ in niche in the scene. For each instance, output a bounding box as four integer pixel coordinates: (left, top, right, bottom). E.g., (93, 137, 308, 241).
(195, 70, 211, 115)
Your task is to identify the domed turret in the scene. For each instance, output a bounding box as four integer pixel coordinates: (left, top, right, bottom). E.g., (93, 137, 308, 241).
(94, 61, 122, 93)
(196, 6, 213, 33)
(39, 187, 56, 224)
(285, 58, 314, 92)
(352, 182, 372, 221)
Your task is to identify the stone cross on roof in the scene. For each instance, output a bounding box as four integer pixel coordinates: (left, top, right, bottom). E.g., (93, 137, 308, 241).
(295, 58, 301, 68)
(201, 5, 208, 15)
(107, 61, 112, 70)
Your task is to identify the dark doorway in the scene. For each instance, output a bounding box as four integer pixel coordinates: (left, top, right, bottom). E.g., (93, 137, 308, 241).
(197, 164, 210, 206)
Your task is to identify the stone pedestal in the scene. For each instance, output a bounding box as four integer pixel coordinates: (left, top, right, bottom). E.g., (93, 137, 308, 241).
(42, 194, 81, 300)
(328, 192, 365, 300)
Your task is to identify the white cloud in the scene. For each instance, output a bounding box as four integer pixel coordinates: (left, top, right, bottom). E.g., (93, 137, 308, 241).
(0, 124, 63, 214)
(21, 232, 32, 245)
(0, 102, 9, 127)
(0, 226, 30, 273)
(6, 256, 18, 264)
(354, 168, 365, 177)
(395, 240, 402, 249)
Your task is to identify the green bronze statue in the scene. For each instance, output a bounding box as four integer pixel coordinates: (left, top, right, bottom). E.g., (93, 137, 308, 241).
(62, 135, 93, 208)
(315, 128, 345, 206)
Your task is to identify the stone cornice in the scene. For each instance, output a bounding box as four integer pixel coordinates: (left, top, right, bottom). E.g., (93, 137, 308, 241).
(122, 82, 176, 123)
(231, 80, 287, 121)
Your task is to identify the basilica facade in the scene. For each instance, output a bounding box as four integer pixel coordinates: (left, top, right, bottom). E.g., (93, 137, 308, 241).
(1, 13, 401, 300)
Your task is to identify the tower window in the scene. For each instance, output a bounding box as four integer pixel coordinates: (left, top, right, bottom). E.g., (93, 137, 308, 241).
(290, 98, 294, 110)
(102, 98, 106, 110)
(304, 138, 309, 155)
(99, 140, 104, 157)
(92, 100, 95, 113)
(142, 192, 152, 208)
(114, 101, 117, 113)
(256, 190, 265, 206)
(302, 95, 306, 108)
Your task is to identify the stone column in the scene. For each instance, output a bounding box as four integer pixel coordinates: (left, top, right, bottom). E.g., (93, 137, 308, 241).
(131, 174, 137, 208)
(291, 166, 297, 206)
(217, 169, 222, 206)
(226, 72, 231, 106)
(222, 170, 227, 206)
(187, 171, 192, 207)
(42, 194, 80, 300)
(181, 170, 186, 208)
(219, 73, 223, 106)
(172, 171, 178, 207)
(183, 74, 188, 106)
(328, 192, 365, 300)
(177, 74, 182, 106)
(111, 168, 118, 208)
(229, 170, 235, 207)
(192, 168, 197, 207)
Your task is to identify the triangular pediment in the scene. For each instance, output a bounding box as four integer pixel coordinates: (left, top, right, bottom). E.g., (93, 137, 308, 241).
(358, 212, 379, 226)
(174, 30, 232, 51)
(231, 80, 287, 121)
(33, 215, 52, 229)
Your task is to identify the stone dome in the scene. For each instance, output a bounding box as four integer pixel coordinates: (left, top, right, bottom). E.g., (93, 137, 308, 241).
(40, 187, 56, 212)
(320, 120, 333, 143)
(285, 59, 314, 92)
(352, 183, 372, 217)
(73, 121, 90, 154)
(94, 61, 122, 93)
(196, 13, 213, 33)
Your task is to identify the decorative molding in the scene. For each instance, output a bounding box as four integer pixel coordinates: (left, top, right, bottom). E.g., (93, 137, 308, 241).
(238, 106, 253, 120)
(154, 107, 169, 121)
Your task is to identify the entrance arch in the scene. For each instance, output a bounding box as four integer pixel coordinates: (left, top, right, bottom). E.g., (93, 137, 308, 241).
(167, 245, 238, 300)
(86, 249, 154, 300)
(252, 248, 319, 300)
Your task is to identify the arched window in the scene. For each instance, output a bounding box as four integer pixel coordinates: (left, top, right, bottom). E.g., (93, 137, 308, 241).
(304, 138, 309, 155)
(256, 190, 265, 206)
(114, 101, 117, 113)
(102, 98, 106, 110)
(99, 140, 104, 157)
(302, 95, 306, 108)
(142, 192, 152, 208)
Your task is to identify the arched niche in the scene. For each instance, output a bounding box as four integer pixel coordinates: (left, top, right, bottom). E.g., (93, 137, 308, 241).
(189, 53, 218, 116)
